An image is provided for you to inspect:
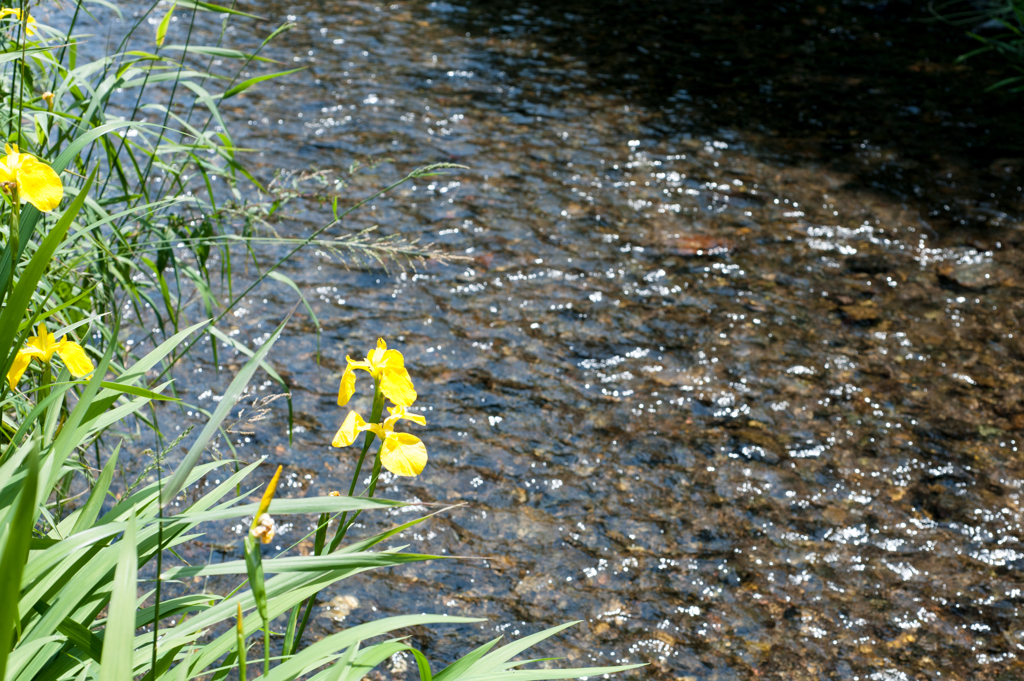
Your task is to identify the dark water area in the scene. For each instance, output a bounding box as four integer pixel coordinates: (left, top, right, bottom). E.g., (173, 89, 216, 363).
(75, 0, 1024, 679)
(441, 0, 1024, 233)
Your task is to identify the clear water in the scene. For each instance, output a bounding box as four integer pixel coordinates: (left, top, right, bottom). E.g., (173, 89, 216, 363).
(75, 1, 1024, 678)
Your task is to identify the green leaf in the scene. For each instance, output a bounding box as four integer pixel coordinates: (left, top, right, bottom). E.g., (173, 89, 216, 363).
(221, 67, 306, 99)
(0, 443, 38, 681)
(173, 0, 264, 19)
(45, 319, 118, 492)
(463, 622, 578, 678)
(162, 551, 441, 579)
(159, 495, 403, 525)
(433, 638, 502, 681)
(326, 642, 361, 681)
(209, 327, 286, 385)
(259, 617, 482, 681)
(98, 510, 138, 681)
(161, 45, 276, 63)
(410, 648, 433, 681)
(99, 381, 181, 402)
(156, 2, 176, 48)
(267, 271, 320, 332)
(244, 534, 269, 624)
(0, 45, 60, 65)
(161, 314, 292, 505)
(30, 602, 104, 662)
(70, 441, 120, 534)
(182, 80, 233, 146)
(456, 664, 645, 680)
(85, 319, 209, 423)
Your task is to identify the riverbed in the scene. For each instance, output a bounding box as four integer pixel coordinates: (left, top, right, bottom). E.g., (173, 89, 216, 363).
(87, 0, 1024, 678)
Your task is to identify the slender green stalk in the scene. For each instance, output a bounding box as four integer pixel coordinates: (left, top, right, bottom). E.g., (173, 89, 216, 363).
(151, 453, 164, 675)
(288, 379, 385, 653)
(331, 378, 386, 551)
(236, 603, 247, 681)
(38, 361, 51, 425)
(6, 196, 19, 304)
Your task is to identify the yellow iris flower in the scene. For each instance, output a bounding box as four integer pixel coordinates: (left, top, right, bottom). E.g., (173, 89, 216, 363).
(338, 338, 416, 408)
(6, 323, 95, 388)
(332, 406, 428, 477)
(0, 8, 36, 36)
(0, 144, 62, 212)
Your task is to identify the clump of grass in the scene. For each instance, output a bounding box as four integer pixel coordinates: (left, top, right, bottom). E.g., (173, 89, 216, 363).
(0, 2, 642, 680)
(930, 0, 1024, 92)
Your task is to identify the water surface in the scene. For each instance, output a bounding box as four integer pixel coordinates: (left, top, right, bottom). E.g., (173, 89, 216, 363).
(82, 1, 1024, 679)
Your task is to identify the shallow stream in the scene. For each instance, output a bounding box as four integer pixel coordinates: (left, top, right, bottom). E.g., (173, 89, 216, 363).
(80, 0, 1024, 678)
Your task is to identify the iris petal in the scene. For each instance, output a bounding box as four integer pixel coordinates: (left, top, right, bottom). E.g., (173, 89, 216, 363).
(0, 159, 14, 184)
(6, 350, 34, 388)
(55, 340, 94, 377)
(16, 154, 63, 212)
(386, 406, 426, 426)
(332, 410, 366, 447)
(369, 338, 387, 366)
(380, 366, 417, 407)
(381, 348, 405, 368)
(337, 365, 357, 406)
(379, 433, 427, 477)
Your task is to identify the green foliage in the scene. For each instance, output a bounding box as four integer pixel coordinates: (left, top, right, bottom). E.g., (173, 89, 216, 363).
(0, 2, 643, 680)
(931, 0, 1024, 91)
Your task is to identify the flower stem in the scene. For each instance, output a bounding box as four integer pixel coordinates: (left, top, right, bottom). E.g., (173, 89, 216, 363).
(263, 624, 270, 676)
(289, 379, 385, 654)
(6, 198, 19, 304)
(329, 378, 384, 552)
(236, 604, 246, 681)
(40, 360, 51, 402)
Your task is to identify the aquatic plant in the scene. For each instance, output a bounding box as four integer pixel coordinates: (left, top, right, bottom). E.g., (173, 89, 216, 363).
(0, 2, 641, 680)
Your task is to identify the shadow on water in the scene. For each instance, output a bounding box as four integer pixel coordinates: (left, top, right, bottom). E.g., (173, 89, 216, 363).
(434, 0, 1024, 233)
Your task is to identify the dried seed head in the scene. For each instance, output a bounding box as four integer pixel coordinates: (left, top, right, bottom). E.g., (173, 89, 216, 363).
(249, 513, 276, 544)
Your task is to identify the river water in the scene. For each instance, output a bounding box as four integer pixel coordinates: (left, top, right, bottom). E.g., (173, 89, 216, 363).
(86, 0, 1024, 679)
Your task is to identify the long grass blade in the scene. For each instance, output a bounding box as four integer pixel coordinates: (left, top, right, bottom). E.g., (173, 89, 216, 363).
(161, 313, 291, 504)
(0, 442, 38, 681)
(98, 510, 138, 681)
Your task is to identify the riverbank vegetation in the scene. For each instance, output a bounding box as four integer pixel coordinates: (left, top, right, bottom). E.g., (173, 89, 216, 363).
(0, 2, 640, 680)
(931, 0, 1024, 92)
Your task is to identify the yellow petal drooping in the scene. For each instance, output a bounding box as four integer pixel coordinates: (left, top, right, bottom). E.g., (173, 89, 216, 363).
(384, 405, 426, 427)
(16, 154, 63, 212)
(0, 157, 14, 184)
(4, 323, 91, 388)
(332, 410, 366, 448)
(337, 365, 356, 406)
(380, 366, 417, 407)
(0, 9, 36, 37)
(6, 350, 35, 388)
(55, 340, 94, 377)
(379, 433, 427, 477)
